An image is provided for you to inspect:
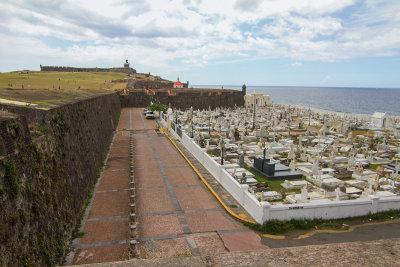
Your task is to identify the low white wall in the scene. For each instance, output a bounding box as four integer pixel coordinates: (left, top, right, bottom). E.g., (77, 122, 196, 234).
(268, 199, 373, 221)
(162, 114, 400, 224)
(377, 197, 400, 213)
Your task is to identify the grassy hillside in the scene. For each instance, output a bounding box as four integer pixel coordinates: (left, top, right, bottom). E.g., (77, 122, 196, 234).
(0, 71, 128, 107)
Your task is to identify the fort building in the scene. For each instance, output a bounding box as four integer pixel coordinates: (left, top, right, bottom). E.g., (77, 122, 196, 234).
(40, 60, 136, 74)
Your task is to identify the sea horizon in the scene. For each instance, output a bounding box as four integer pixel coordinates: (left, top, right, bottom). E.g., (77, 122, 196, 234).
(192, 85, 400, 90)
(192, 85, 400, 116)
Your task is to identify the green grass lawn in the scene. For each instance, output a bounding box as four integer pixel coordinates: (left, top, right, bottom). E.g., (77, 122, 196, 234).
(245, 209, 400, 235)
(0, 71, 128, 91)
(368, 163, 387, 170)
(350, 129, 372, 137)
(246, 167, 303, 193)
(0, 71, 129, 106)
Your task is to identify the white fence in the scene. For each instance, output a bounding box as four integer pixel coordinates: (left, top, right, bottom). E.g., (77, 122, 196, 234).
(159, 112, 400, 224)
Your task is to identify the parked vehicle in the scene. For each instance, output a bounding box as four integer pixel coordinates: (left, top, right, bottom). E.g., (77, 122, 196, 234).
(143, 109, 148, 115)
(145, 111, 155, 119)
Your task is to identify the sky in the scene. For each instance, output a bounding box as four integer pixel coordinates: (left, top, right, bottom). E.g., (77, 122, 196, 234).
(0, 0, 400, 88)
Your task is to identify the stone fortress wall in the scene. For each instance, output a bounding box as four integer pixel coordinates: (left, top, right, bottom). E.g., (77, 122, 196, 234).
(0, 87, 243, 265)
(0, 93, 121, 266)
(120, 89, 244, 110)
(128, 79, 188, 89)
(40, 65, 136, 74)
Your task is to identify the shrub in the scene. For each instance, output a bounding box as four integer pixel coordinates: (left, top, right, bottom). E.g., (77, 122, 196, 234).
(39, 125, 50, 135)
(149, 103, 167, 112)
(4, 161, 19, 198)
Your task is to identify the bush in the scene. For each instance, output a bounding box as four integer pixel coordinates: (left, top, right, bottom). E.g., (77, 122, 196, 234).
(39, 125, 50, 135)
(4, 161, 19, 198)
(149, 103, 167, 112)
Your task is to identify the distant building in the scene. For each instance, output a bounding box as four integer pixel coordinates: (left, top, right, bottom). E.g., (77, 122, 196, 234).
(173, 77, 183, 88)
(371, 112, 389, 128)
(244, 92, 269, 108)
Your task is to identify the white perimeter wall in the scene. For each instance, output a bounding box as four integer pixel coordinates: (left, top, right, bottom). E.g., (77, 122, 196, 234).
(160, 114, 400, 224)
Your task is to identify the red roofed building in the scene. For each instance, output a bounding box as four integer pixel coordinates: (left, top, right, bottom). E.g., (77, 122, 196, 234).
(173, 77, 183, 88)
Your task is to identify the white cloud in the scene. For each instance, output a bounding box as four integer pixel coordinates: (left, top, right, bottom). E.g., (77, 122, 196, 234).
(0, 0, 400, 76)
(291, 62, 302, 68)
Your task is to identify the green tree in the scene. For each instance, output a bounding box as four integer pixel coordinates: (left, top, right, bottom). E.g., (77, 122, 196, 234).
(149, 103, 167, 112)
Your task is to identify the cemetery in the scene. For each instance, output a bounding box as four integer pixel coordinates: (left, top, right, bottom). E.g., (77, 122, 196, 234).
(160, 104, 400, 224)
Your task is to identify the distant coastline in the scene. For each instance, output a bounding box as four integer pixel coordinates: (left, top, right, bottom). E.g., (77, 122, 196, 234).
(193, 85, 400, 116)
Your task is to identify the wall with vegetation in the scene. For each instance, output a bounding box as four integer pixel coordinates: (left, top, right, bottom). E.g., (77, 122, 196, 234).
(0, 93, 120, 266)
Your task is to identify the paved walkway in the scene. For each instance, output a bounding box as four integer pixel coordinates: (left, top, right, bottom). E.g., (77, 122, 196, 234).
(128, 108, 267, 258)
(75, 238, 400, 267)
(69, 131, 131, 264)
(68, 108, 267, 265)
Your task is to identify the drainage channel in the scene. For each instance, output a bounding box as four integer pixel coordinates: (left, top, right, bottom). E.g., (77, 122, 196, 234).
(129, 131, 138, 258)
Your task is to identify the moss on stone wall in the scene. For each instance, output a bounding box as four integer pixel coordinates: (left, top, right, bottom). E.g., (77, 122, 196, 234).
(0, 93, 121, 266)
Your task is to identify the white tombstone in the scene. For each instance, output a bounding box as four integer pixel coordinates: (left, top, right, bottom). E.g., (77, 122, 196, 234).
(335, 187, 341, 201)
(229, 128, 235, 141)
(312, 158, 319, 176)
(368, 176, 374, 192)
(301, 186, 308, 202)
(348, 154, 355, 169)
(347, 131, 353, 141)
(167, 108, 173, 130)
(289, 159, 296, 171)
(288, 144, 295, 160)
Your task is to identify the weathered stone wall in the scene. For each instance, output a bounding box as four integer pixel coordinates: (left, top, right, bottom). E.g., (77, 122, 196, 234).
(129, 80, 188, 89)
(0, 93, 121, 266)
(119, 90, 244, 109)
(40, 66, 136, 74)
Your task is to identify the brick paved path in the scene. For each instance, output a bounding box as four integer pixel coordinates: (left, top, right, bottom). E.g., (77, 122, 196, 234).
(69, 134, 131, 264)
(127, 108, 267, 258)
(69, 108, 267, 265)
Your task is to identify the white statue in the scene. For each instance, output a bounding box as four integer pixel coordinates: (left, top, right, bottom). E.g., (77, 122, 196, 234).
(289, 159, 296, 171)
(312, 158, 319, 176)
(335, 187, 341, 201)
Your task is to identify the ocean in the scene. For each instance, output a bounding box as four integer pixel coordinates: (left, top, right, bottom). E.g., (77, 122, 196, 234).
(192, 85, 400, 116)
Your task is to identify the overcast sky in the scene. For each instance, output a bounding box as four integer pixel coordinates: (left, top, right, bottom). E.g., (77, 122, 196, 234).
(1, 0, 400, 88)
